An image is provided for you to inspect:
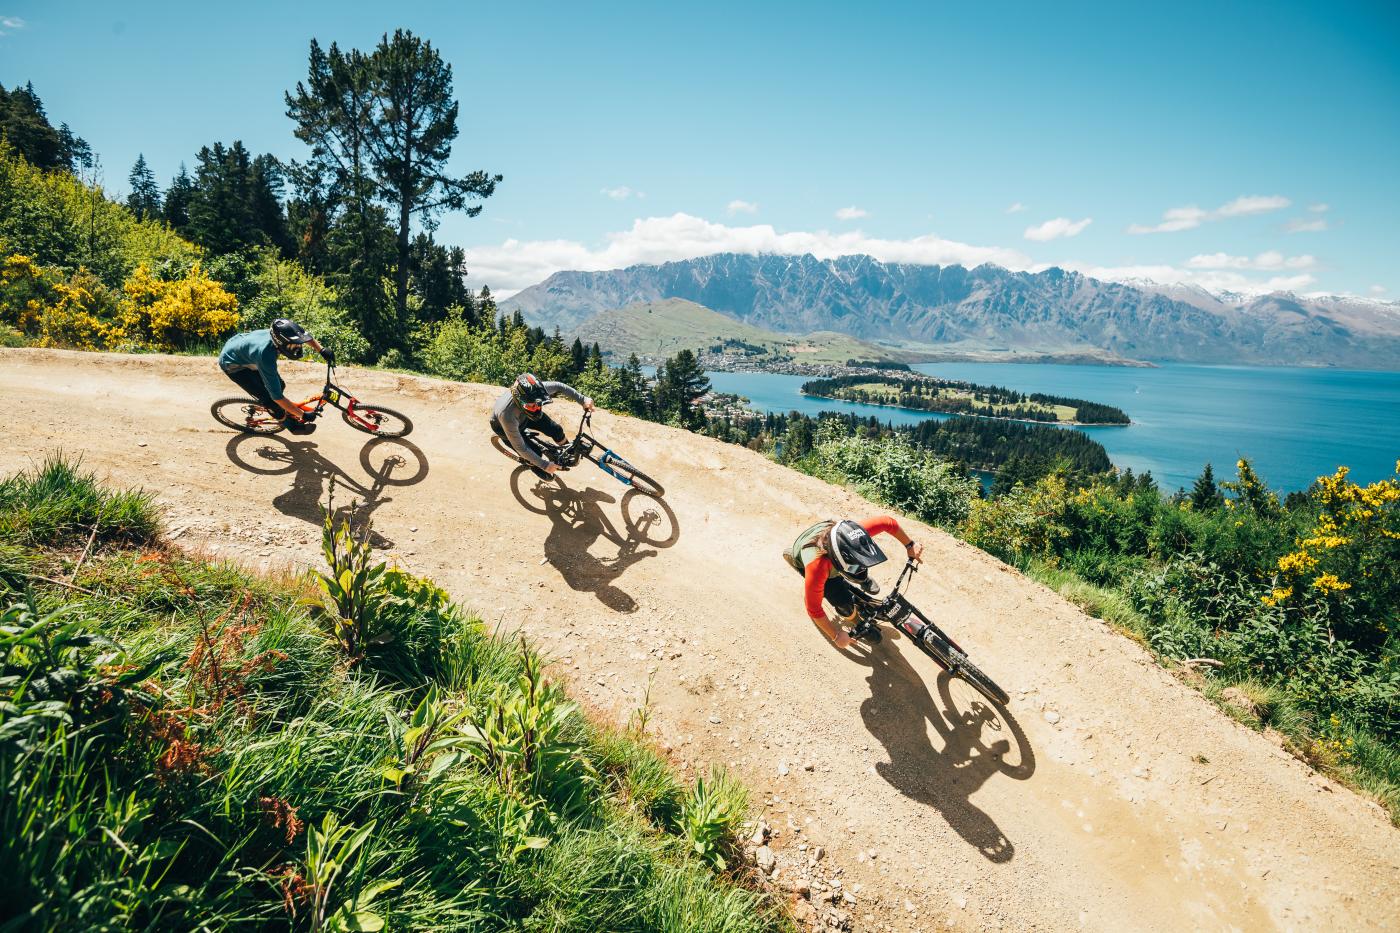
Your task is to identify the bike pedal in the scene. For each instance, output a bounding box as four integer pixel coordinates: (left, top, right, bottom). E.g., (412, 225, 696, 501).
(857, 626, 883, 644)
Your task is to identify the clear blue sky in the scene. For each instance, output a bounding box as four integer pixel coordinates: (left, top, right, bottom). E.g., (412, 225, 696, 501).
(3, 0, 1397, 297)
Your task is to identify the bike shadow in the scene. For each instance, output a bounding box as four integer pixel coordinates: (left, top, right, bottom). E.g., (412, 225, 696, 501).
(843, 637, 1035, 863)
(223, 433, 430, 548)
(506, 466, 680, 613)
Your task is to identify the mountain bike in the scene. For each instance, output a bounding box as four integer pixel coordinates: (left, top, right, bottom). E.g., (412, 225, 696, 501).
(492, 409, 664, 497)
(211, 360, 413, 438)
(849, 558, 1008, 705)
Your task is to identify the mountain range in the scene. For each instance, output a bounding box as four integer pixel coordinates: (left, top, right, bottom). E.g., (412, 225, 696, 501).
(501, 253, 1400, 369)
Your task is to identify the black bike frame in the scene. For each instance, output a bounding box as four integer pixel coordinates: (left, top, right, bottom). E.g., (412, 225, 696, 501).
(534, 409, 636, 484)
(853, 558, 968, 655)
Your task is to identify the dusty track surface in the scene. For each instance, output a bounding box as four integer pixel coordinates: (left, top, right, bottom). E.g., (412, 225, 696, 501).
(3, 349, 1397, 932)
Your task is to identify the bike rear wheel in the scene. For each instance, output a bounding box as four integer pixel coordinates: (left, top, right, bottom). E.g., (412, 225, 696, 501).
(343, 403, 412, 438)
(211, 398, 285, 434)
(592, 450, 664, 496)
(915, 629, 1009, 705)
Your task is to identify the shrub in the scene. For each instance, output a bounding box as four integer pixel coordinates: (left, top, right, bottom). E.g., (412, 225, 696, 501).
(808, 426, 979, 527)
(116, 262, 239, 352)
(0, 253, 121, 349)
(678, 765, 748, 871)
(0, 141, 198, 288)
(961, 472, 1071, 561)
(237, 252, 371, 363)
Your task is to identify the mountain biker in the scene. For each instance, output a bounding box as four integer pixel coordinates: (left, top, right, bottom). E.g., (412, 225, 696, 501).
(218, 319, 334, 435)
(786, 517, 924, 650)
(491, 373, 595, 480)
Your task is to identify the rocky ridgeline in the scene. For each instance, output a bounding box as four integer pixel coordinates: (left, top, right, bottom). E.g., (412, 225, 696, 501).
(505, 253, 1400, 370)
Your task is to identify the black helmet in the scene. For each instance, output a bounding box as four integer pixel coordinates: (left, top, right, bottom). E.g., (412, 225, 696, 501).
(827, 519, 887, 583)
(271, 319, 312, 359)
(511, 373, 549, 413)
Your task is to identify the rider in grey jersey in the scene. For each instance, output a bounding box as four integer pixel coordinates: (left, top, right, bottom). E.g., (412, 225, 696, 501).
(491, 373, 594, 478)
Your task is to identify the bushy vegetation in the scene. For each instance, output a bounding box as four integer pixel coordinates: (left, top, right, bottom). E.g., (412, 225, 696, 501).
(0, 459, 783, 930)
(703, 407, 1113, 483)
(954, 456, 1398, 819)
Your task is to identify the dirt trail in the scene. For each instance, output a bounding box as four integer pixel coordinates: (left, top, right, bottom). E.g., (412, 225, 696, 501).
(3, 348, 1396, 932)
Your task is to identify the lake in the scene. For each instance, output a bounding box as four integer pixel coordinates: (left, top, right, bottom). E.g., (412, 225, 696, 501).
(701, 363, 1400, 492)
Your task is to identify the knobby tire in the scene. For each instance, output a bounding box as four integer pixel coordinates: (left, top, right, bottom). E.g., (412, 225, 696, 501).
(211, 398, 285, 435)
(344, 404, 413, 438)
(917, 629, 1009, 705)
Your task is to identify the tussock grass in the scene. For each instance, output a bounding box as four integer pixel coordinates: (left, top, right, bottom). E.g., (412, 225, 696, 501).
(0, 454, 158, 548)
(0, 463, 786, 930)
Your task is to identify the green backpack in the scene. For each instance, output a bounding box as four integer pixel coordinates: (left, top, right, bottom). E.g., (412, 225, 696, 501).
(783, 520, 835, 576)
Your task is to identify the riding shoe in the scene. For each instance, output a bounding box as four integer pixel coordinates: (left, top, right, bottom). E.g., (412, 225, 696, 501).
(282, 418, 316, 435)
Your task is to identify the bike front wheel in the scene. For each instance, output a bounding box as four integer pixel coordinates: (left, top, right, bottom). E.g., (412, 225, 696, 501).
(593, 451, 664, 496)
(211, 398, 285, 434)
(343, 403, 413, 438)
(916, 628, 1009, 705)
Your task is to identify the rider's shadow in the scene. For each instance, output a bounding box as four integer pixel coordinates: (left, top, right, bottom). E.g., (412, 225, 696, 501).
(508, 466, 680, 613)
(224, 434, 430, 549)
(845, 638, 1035, 863)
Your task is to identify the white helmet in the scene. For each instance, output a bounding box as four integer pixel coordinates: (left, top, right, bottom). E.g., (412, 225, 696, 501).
(827, 519, 887, 583)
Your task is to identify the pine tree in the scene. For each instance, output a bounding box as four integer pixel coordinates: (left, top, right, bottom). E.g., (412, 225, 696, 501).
(0, 82, 63, 169)
(658, 349, 710, 428)
(362, 29, 501, 329)
(1191, 463, 1223, 510)
(570, 337, 587, 376)
(163, 164, 195, 233)
(56, 123, 93, 171)
(126, 153, 161, 220)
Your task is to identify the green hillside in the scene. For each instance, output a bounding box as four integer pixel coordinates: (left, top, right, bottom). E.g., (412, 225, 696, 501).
(572, 298, 906, 365)
(0, 457, 781, 929)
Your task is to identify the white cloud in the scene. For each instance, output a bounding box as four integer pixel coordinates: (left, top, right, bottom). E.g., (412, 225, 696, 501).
(1024, 217, 1092, 242)
(835, 206, 869, 220)
(1006, 202, 1026, 214)
(1186, 251, 1315, 271)
(0, 15, 24, 35)
(1128, 194, 1291, 234)
(1066, 260, 1317, 296)
(727, 199, 758, 215)
(469, 212, 1032, 296)
(1308, 203, 1329, 213)
(601, 186, 642, 201)
(1370, 285, 1388, 296)
(464, 211, 1337, 300)
(1285, 217, 1328, 233)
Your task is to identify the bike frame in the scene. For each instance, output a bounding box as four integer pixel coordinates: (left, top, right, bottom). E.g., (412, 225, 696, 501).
(287, 361, 381, 431)
(852, 558, 969, 656)
(530, 409, 637, 485)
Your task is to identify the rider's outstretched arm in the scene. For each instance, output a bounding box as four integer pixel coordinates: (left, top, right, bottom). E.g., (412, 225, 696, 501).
(805, 560, 854, 649)
(504, 417, 553, 471)
(544, 381, 593, 410)
(861, 515, 924, 562)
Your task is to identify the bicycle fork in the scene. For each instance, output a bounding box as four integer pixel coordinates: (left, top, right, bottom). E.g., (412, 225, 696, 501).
(591, 449, 634, 486)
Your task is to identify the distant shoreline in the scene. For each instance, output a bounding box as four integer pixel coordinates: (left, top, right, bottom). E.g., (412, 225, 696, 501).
(798, 390, 1134, 428)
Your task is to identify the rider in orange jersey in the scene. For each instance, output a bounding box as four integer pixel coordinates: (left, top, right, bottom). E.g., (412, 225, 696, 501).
(786, 516, 924, 649)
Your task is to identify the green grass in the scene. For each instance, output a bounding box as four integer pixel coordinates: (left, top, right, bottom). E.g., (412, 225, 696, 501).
(0, 454, 159, 549)
(1020, 558, 1150, 641)
(0, 463, 789, 931)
